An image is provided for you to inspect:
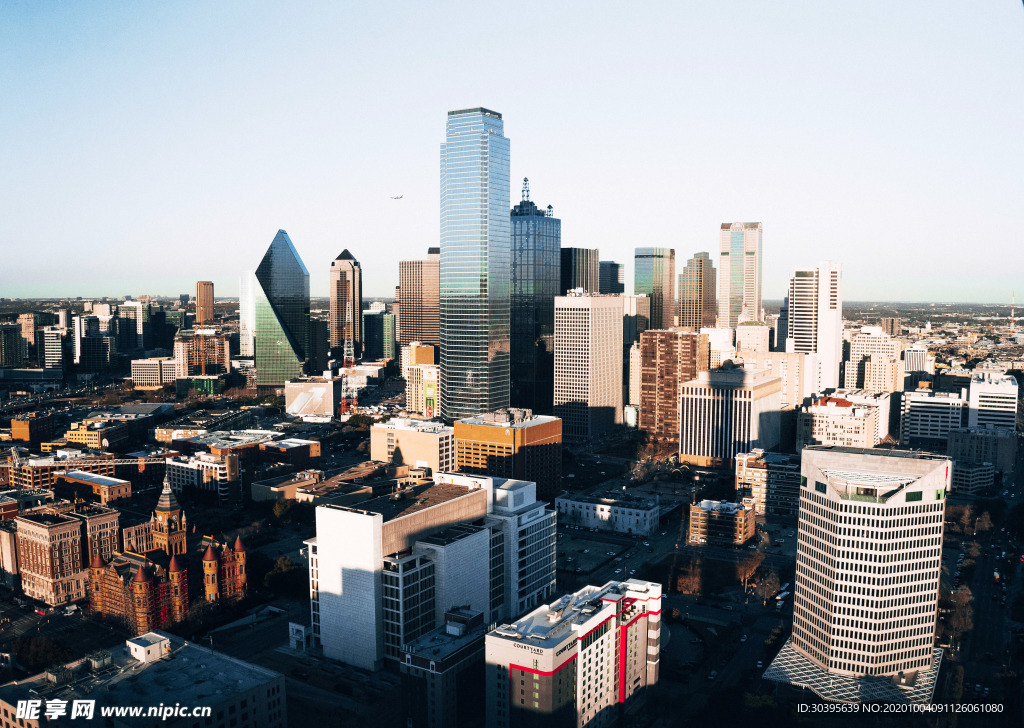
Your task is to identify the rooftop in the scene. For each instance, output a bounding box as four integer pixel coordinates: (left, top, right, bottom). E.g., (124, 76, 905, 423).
(457, 408, 559, 428)
(187, 430, 279, 449)
(375, 418, 453, 435)
(323, 481, 481, 524)
(0, 631, 282, 715)
(405, 610, 485, 661)
(557, 492, 658, 510)
(60, 470, 129, 487)
(693, 499, 749, 514)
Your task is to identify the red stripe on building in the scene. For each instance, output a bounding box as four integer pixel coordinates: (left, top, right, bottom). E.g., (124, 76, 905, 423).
(510, 652, 577, 678)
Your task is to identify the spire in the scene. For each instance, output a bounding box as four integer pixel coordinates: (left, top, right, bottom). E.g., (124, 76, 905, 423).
(155, 475, 179, 513)
(90, 552, 106, 569)
(202, 545, 218, 562)
(133, 566, 151, 583)
(522, 177, 530, 202)
(233, 536, 246, 553)
(168, 555, 183, 573)
(336, 249, 356, 261)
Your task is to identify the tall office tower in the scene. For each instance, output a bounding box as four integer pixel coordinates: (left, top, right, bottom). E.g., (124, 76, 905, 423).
(628, 342, 642, 406)
(735, 322, 770, 353)
(731, 350, 817, 410)
(440, 107, 511, 421)
(329, 249, 362, 358)
(843, 327, 902, 392)
(173, 330, 231, 377)
(309, 473, 555, 671)
(307, 318, 330, 374)
(880, 317, 902, 336)
(454, 409, 562, 502)
(902, 345, 934, 374)
(765, 447, 948, 704)
(239, 271, 256, 357)
(900, 388, 967, 449)
(0, 324, 25, 367)
(361, 311, 397, 360)
(702, 326, 735, 368)
(717, 222, 762, 327)
(485, 580, 662, 728)
(862, 355, 904, 395)
(398, 248, 441, 347)
(117, 300, 152, 351)
(968, 371, 1019, 430)
(195, 281, 214, 325)
(785, 261, 843, 392)
(774, 297, 789, 351)
(678, 364, 781, 468)
(254, 230, 310, 390)
(560, 248, 599, 294)
(554, 293, 623, 441)
(621, 295, 651, 407)
(38, 327, 64, 372)
(678, 251, 717, 330)
(599, 260, 625, 294)
(510, 179, 560, 414)
(72, 315, 116, 372)
(634, 248, 675, 330)
(638, 329, 709, 444)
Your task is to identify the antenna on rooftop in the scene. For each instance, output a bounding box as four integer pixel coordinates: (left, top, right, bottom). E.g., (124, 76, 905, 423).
(522, 177, 530, 202)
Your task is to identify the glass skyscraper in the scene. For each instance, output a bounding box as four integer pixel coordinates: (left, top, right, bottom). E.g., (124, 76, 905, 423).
(510, 178, 560, 414)
(678, 251, 717, 330)
(440, 107, 510, 420)
(599, 261, 625, 294)
(718, 222, 763, 328)
(254, 229, 310, 390)
(560, 247, 599, 294)
(634, 247, 675, 330)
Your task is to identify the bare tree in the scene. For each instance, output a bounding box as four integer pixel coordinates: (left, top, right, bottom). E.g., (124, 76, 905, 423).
(959, 506, 974, 536)
(756, 570, 781, 606)
(950, 585, 974, 643)
(737, 551, 764, 591)
(975, 512, 993, 534)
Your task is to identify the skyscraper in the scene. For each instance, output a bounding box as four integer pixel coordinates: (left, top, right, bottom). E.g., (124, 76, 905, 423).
(634, 248, 675, 330)
(559, 247, 599, 294)
(554, 293, 623, 441)
(639, 329, 709, 444)
(195, 281, 214, 325)
(398, 248, 440, 347)
(510, 178, 560, 414)
(361, 310, 396, 361)
(766, 447, 948, 704)
(718, 222, 763, 327)
(254, 230, 309, 390)
(599, 260, 625, 294)
(329, 250, 362, 359)
(238, 271, 255, 357)
(678, 251, 717, 330)
(785, 261, 843, 391)
(440, 107, 510, 421)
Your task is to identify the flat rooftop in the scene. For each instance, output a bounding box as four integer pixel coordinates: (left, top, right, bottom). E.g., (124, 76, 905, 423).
(457, 409, 559, 429)
(693, 499, 748, 514)
(61, 470, 129, 486)
(326, 481, 479, 524)
(17, 512, 76, 527)
(804, 445, 950, 462)
(558, 492, 658, 510)
(405, 615, 485, 661)
(0, 632, 282, 713)
(187, 430, 279, 448)
(417, 523, 487, 547)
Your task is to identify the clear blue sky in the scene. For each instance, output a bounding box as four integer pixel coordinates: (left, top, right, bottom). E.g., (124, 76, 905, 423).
(2, 1, 1021, 302)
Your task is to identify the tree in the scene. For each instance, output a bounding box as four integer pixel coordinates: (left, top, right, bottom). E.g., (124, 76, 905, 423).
(264, 556, 308, 600)
(14, 635, 71, 673)
(966, 542, 981, 559)
(737, 551, 764, 591)
(974, 512, 993, 534)
(950, 585, 974, 643)
(959, 506, 974, 535)
(756, 570, 781, 606)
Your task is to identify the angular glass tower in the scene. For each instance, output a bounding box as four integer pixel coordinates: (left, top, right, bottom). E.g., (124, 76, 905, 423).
(254, 229, 310, 389)
(510, 178, 560, 414)
(440, 107, 511, 420)
(718, 222, 763, 327)
(634, 247, 675, 330)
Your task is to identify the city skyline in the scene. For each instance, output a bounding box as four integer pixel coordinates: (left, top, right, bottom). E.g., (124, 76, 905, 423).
(3, 3, 1021, 303)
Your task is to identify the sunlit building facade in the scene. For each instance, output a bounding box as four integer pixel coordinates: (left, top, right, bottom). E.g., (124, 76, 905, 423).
(254, 230, 310, 390)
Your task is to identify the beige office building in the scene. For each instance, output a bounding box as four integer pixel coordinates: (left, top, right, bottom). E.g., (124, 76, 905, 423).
(17, 512, 86, 606)
(399, 249, 441, 346)
(844, 327, 903, 393)
(370, 418, 455, 473)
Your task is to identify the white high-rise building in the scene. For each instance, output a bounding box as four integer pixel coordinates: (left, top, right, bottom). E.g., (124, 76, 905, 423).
(844, 327, 903, 392)
(967, 371, 1019, 430)
(785, 262, 843, 391)
(238, 271, 256, 357)
(308, 473, 555, 671)
(732, 349, 817, 409)
(900, 388, 967, 448)
(765, 447, 949, 704)
(678, 364, 781, 468)
(554, 293, 623, 441)
(485, 580, 661, 728)
(902, 345, 934, 375)
(718, 222, 763, 327)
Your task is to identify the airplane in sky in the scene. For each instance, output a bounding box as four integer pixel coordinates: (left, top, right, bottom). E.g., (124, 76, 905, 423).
(390, 195, 403, 199)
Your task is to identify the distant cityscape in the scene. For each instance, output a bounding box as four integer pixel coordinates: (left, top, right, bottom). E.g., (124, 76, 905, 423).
(0, 106, 1021, 728)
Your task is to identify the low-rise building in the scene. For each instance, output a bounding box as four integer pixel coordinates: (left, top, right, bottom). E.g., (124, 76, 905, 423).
(485, 580, 662, 728)
(400, 608, 485, 728)
(54, 470, 131, 504)
(950, 460, 994, 497)
(900, 388, 967, 449)
(165, 452, 239, 500)
(371, 418, 455, 474)
(0, 631, 286, 728)
(796, 395, 880, 451)
(555, 492, 660, 536)
(130, 357, 177, 388)
(687, 499, 755, 545)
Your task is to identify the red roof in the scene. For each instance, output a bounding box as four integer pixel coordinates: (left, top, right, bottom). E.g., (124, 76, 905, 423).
(202, 545, 218, 562)
(132, 566, 151, 583)
(168, 555, 183, 573)
(818, 396, 853, 407)
(90, 552, 106, 569)
(233, 536, 246, 553)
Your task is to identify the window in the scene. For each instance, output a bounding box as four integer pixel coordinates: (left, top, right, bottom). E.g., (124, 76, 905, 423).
(906, 492, 922, 503)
